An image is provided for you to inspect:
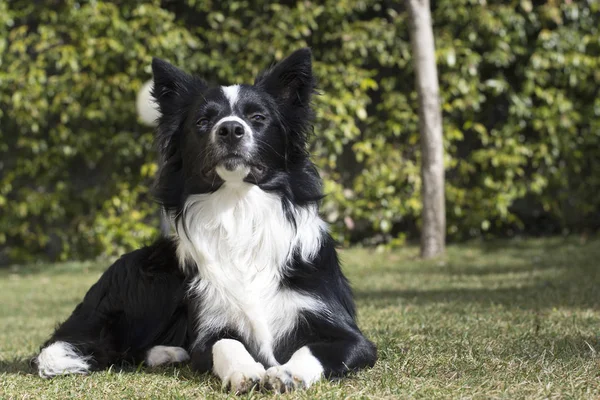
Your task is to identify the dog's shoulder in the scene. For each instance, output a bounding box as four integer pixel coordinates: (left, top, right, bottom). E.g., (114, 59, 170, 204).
(282, 233, 357, 318)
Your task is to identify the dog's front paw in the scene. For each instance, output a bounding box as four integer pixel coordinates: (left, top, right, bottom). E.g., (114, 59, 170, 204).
(265, 365, 298, 393)
(265, 347, 324, 393)
(266, 365, 319, 393)
(222, 362, 266, 394)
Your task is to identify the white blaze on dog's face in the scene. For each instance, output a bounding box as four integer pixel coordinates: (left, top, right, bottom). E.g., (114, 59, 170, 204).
(149, 49, 316, 195)
(190, 84, 271, 184)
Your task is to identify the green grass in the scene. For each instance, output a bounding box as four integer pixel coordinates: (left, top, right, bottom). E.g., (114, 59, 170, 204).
(1, 237, 600, 399)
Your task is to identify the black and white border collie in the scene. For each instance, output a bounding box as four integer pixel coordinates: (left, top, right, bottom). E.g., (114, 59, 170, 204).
(36, 48, 377, 393)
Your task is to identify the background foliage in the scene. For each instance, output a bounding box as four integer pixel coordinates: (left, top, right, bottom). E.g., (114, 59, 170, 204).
(1, 0, 599, 263)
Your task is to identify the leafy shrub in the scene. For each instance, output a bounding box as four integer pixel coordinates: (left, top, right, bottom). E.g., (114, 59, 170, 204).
(0, 0, 598, 263)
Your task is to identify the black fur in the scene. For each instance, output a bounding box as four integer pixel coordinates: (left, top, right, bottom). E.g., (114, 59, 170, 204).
(40, 238, 189, 368)
(37, 48, 376, 385)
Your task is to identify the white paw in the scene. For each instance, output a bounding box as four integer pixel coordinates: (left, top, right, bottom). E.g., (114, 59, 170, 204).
(145, 346, 190, 367)
(265, 347, 323, 392)
(266, 365, 303, 392)
(222, 362, 266, 394)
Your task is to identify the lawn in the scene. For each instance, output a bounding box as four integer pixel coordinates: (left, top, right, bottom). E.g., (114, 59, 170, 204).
(1, 236, 599, 399)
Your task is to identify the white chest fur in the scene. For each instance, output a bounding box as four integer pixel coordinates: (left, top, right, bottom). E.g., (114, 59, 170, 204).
(175, 182, 326, 365)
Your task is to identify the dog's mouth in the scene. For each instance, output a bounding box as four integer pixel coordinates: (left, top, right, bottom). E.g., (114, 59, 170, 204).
(221, 154, 250, 171)
(202, 154, 266, 179)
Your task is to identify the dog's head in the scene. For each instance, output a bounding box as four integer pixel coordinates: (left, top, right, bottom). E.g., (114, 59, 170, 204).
(151, 49, 317, 210)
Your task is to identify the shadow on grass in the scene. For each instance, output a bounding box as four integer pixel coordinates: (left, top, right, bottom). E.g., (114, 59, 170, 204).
(356, 236, 600, 310)
(0, 356, 218, 386)
(357, 282, 599, 310)
(443, 237, 593, 276)
(0, 357, 36, 375)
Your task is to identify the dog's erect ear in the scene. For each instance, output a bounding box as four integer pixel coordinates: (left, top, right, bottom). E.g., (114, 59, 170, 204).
(151, 58, 197, 116)
(255, 48, 316, 107)
(150, 58, 206, 156)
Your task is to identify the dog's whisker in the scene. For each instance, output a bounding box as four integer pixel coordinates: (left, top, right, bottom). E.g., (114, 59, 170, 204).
(253, 137, 286, 160)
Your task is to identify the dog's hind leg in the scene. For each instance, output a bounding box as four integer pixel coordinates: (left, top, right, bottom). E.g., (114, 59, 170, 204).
(35, 306, 116, 378)
(36, 265, 121, 378)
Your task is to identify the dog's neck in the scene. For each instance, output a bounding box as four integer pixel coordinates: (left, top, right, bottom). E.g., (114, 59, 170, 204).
(174, 181, 325, 280)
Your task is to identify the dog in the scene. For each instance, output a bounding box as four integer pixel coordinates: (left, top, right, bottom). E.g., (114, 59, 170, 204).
(35, 48, 377, 393)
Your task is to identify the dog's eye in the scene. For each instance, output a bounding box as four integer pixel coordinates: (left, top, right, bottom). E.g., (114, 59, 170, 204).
(250, 114, 266, 122)
(196, 118, 210, 128)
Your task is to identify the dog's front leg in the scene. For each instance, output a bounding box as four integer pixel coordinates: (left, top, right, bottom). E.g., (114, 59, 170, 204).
(265, 346, 323, 392)
(265, 335, 377, 392)
(211, 339, 266, 394)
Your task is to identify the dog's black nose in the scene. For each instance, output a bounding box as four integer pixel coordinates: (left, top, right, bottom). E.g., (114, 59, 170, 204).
(218, 121, 245, 144)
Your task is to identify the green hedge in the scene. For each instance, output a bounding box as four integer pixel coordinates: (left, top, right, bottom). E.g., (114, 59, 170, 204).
(1, 0, 599, 263)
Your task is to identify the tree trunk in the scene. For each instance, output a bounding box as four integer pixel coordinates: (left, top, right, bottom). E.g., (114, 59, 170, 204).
(406, 0, 446, 258)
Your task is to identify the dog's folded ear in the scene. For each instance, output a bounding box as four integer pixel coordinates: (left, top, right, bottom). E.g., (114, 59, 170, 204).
(255, 48, 316, 108)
